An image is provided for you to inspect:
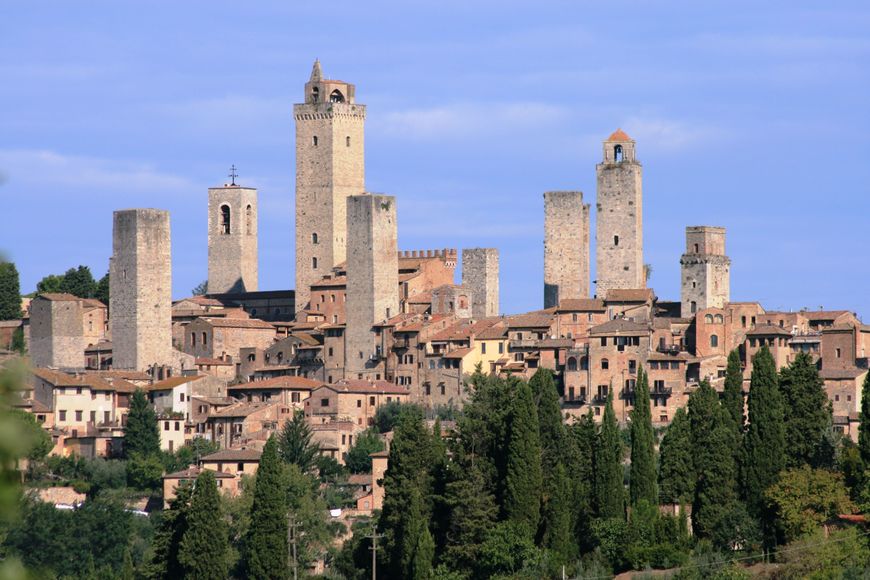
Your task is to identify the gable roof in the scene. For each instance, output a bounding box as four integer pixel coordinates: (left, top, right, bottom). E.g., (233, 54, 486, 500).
(200, 318, 275, 330)
(606, 128, 633, 142)
(229, 375, 323, 391)
(605, 288, 654, 303)
(556, 298, 606, 312)
(589, 318, 650, 336)
(325, 379, 410, 396)
(746, 324, 792, 337)
(201, 448, 262, 462)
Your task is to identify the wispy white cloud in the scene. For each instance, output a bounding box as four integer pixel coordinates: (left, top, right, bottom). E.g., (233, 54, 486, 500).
(151, 96, 289, 134)
(618, 117, 729, 152)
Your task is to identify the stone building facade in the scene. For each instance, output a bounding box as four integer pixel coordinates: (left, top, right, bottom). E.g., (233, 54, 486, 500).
(543, 191, 590, 308)
(30, 294, 86, 370)
(680, 226, 730, 317)
(294, 60, 366, 313)
(595, 129, 644, 297)
(461, 248, 499, 318)
(208, 184, 258, 294)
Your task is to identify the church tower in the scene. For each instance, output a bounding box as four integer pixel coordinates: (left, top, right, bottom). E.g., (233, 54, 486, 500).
(294, 60, 366, 314)
(208, 179, 258, 294)
(595, 129, 644, 297)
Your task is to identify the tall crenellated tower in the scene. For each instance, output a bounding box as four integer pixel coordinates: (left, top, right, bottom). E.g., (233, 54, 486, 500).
(208, 182, 258, 293)
(595, 129, 644, 297)
(294, 60, 366, 315)
(544, 191, 590, 308)
(680, 226, 730, 317)
(462, 248, 500, 318)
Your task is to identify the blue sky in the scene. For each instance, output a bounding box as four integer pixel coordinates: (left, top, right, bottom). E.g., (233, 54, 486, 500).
(2, 1, 868, 316)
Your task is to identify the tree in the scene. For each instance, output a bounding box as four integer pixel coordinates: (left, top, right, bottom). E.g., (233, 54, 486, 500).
(10, 408, 52, 462)
(127, 452, 164, 490)
(10, 327, 25, 354)
(765, 467, 854, 543)
(244, 436, 289, 579)
(442, 463, 498, 574)
(95, 272, 110, 306)
(595, 391, 624, 520)
(658, 407, 694, 505)
(123, 389, 160, 459)
(0, 260, 21, 320)
(568, 409, 597, 552)
(857, 372, 870, 468)
(742, 346, 786, 520)
(529, 368, 564, 466)
(630, 367, 657, 507)
(539, 462, 573, 563)
(374, 400, 419, 434)
(191, 280, 208, 296)
(780, 352, 833, 467)
(277, 409, 319, 473)
(59, 265, 97, 298)
(722, 350, 744, 430)
(178, 470, 230, 578)
(343, 429, 384, 474)
(36, 273, 63, 294)
(504, 380, 542, 536)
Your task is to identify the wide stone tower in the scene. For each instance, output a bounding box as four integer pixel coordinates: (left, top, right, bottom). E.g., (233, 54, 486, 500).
(110, 209, 173, 371)
(595, 129, 644, 297)
(462, 248, 500, 318)
(345, 194, 398, 378)
(680, 226, 730, 317)
(208, 182, 258, 293)
(294, 59, 366, 314)
(543, 191, 590, 308)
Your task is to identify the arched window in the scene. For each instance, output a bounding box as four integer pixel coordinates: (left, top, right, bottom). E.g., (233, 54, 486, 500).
(710, 334, 719, 348)
(311, 86, 319, 102)
(312, 257, 318, 269)
(714, 314, 724, 324)
(312, 232, 318, 244)
(567, 357, 577, 372)
(330, 89, 345, 103)
(705, 314, 714, 324)
(694, 243, 700, 253)
(614, 144, 623, 162)
(202, 332, 207, 346)
(246, 205, 252, 234)
(312, 136, 318, 146)
(690, 301, 697, 313)
(601, 358, 609, 370)
(191, 332, 197, 346)
(220, 205, 231, 234)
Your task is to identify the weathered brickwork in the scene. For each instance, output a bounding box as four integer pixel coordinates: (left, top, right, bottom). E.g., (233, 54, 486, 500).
(461, 248, 499, 318)
(294, 60, 366, 314)
(208, 185, 258, 293)
(110, 209, 173, 371)
(680, 226, 730, 318)
(30, 295, 85, 369)
(595, 130, 644, 297)
(544, 191, 590, 308)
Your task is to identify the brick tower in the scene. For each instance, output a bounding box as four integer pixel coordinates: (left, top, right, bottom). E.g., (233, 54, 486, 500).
(680, 226, 730, 317)
(595, 129, 644, 297)
(294, 60, 366, 315)
(208, 181, 258, 293)
(110, 209, 173, 371)
(345, 194, 399, 377)
(462, 248, 500, 318)
(544, 191, 590, 308)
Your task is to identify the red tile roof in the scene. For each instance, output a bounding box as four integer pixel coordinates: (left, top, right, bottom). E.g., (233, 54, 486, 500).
(328, 379, 410, 396)
(201, 448, 262, 462)
(202, 318, 275, 330)
(229, 376, 323, 391)
(556, 298, 606, 312)
(589, 318, 650, 336)
(606, 128, 633, 142)
(605, 288, 654, 302)
(36, 293, 80, 302)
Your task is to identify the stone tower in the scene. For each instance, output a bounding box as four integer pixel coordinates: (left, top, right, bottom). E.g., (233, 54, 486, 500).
(294, 59, 366, 314)
(208, 183, 258, 294)
(595, 129, 644, 297)
(345, 194, 398, 377)
(29, 294, 85, 369)
(462, 248, 499, 318)
(543, 191, 590, 308)
(680, 226, 730, 317)
(110, 209, 173, 371)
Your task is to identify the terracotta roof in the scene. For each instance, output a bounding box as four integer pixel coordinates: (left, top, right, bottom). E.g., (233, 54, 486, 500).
(406, 291, 432, 304)
(505, 311, 555, 329)
(746, 324, 792, 337)
(202, 318, 275, 330)
(605, 288, 654, 302)
(429, 318, 501, 342)
(822, 324, 857, 333)
(293, 332, 321, 347)
(443, 347, 474, 359)
(85, 369, 150, 381)
(820, 368, 866, 380)
(210, 401, 281, 418)
(173, 296, 225, 307)
(196, 357, 233, 366)
(589, 318, 650, 336)
(370, 450, 389, 458)
(606, 128, 633, 142)
(148, 375, 205, 391)
(802, 310, 852, 321)
(537, 338, 574, 348)
(201, 448, 262, 462)
(230, 376, 323, 391)
(84, 340, 112, 353)
(347, 473, 372, 486)
(556, 298, 606, 312)
(80, 298, 106, 310)
(327, 380, 410, 396)
(646, 351, 691, 362)
(164, 466, 235, 479)
(311, 275, 347, 288)
(35, 293, 80, 302)
(476, 325, 508, 340)
(31, 368, 137, 393)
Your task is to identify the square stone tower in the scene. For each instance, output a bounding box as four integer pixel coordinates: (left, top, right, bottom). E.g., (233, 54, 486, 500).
(680, 226, 730, 317)
(595, 129, 644, 297)
(544, 191, 590, 308)
(29, 294, 85, 369)
(294, 60, 366, 315)
(462, 248, 499, 318)
(208, 184, 258, 293)
(345, 194, 398, 377)
(110, 209, 173, 371)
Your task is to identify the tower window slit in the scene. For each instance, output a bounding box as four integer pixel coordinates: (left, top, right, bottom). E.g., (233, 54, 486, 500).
(220, 205, 231, 235)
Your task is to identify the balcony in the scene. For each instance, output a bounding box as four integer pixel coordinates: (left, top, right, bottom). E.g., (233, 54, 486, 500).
(656, 345, 683, 356)
(652, 385, 673, 397)
(393, 338, 410, 349)
(562, 395, 587, 407)
(509, 339, 539, 349)
(592, 393, 608, 405)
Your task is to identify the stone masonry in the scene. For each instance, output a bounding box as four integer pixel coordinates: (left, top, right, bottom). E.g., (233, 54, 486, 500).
(208, 185, 258, 293)
(544, 191, 590, 308)
(110, 209, 173, 371)
(345, 194, 399, 377)
(596, 129, 644, 298)
(680, 226, 730, 317)
(294, 60, 366, 314)
(461, 248, 499, 318)
(29, 294, 85, 369)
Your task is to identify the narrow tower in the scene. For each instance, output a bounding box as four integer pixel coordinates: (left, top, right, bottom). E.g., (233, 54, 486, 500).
(544, 191, 590, 308)
(462, 248, 500, 318)
(29, 294, 85, 370)
(294, 60, 366, 314)
(110, 209, 173, 371)
(345, 194, 398, 378)
(680, 226, 730, 317)
(595, 129, 644, 297)
(208, 179, 258, 294)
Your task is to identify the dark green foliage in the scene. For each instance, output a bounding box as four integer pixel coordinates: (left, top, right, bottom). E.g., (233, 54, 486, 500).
(858, 371, 870, 467)
(430, 417, 450, 560)
(127, 452, 164, 490)
(192, 280, 208, 296)
(529, 368, 564, 467)
(36, 273, 63, 294)
(162, 437, 220, 474)
(780, 352, 833, 467)
(708, 501, 761, 553)
(504, 379, 542, 535)
(285, 463, 333, 569)
(441, 463, 497, 574)
(0, 260, 21, 320)
(10, 326, 24, 353)
(476, 521, 539, 578)
(146, 482, 190, 579)
(568, 409, 597, 552)
(179, 470, 230, 579)
(244, 436, 289, 579)
(343, 428, 384, 473)
(59, 265, 98, 298)
(595, 392, 624, 520)
(658, 407, 695, 505)
(95, 272, 110, 306)
(374, 400, 421, 434)
(539, 462, 573, 563)
(277, 409, 319, 473)
(742, 346, 786, 519)
(630, 367, 657, 506)
(10, 408, 52, 461)
(722, 350, 744, 430)
(123, 389, 160, 459)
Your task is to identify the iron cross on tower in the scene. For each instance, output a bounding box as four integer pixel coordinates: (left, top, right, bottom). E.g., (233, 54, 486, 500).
(228, 164, 238, 186)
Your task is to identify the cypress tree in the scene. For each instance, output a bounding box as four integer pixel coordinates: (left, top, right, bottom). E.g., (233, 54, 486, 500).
(658, 407, 694, 505)
(539, 462, 573, 563)
(278, 409, 319, 473)
(178, 470, 230, 579)
(145, 482, 191, 579)
(594, 392, 624, 520)
(569, 409, 596, 552)
(742, 346, 786, 518)
(859, 372, 870, 467)
(123, 389, 160, 459)
(430, 418, 450, 560)
(530, 368, 565, 467)
(0, 260, 22, 320)
(244, 436, 289, 579)
(504, 380, 543, 535)
(722, 350, 745, 430)
(780, 352, 833, 467)
(630, 367, 657, 506)
(442, 462, 498, 574)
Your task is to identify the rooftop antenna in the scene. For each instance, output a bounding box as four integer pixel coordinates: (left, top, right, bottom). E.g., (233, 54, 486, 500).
(228, 164, 238, 186)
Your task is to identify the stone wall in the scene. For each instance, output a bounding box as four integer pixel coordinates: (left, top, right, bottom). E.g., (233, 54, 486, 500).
(680, 226, 730, 318)
(544, 191, 590, 307)
(461, 248, 499, 318)
(30, 296, 85, 369)
(208, 185, 258, 293)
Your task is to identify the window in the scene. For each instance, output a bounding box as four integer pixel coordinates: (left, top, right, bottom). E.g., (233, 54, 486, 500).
(601, 358, 609, 370)
(600, 337, 607, 347)
(710, 335, 719, 348)
(311, 86, 319, 102)
(191, 332, 197, 346)
(90, 410, 96, 423)
(705, 314, 713, 323)
(312, 136, 318, 146)
(328, 347, 334, 356)
(567, 357, 577, 372)
(220, 205, 231, 234)
(246, 205, 252, 234)
(321, 398, 329, 407)
(694, 243, 699, 253)
(614, 144, 623, 162)
(312, 257, 318, 269)
(440, 384, 445, 396)
(312, 232, 318, 244)
(357, 399, 362, 408)
(330, 89, 345, 103)
(481, 343, 487, 354)
(498, 342, 504, 354)
(836, 348, 842, 358)
(369, 396, 375, 405)
(614, 235, 619, 246)
(741, 316, 747, 327)
(75, 410, 82, 422)
(346, 136, 351, 147)
(59, 410, 67, 421)
(202, 332, 207, 346)
(180, 393, 185, 402)
(690, 301, 697, 313)
(628, 359, 637, 373)
(164, 421, 170, 430)
(175, 422, 180, 431)
(714, 314, 724, 324)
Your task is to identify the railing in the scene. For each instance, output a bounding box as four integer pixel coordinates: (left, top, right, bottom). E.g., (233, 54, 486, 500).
(656, 345, 683, 355)
(592, 393, 608, 404)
